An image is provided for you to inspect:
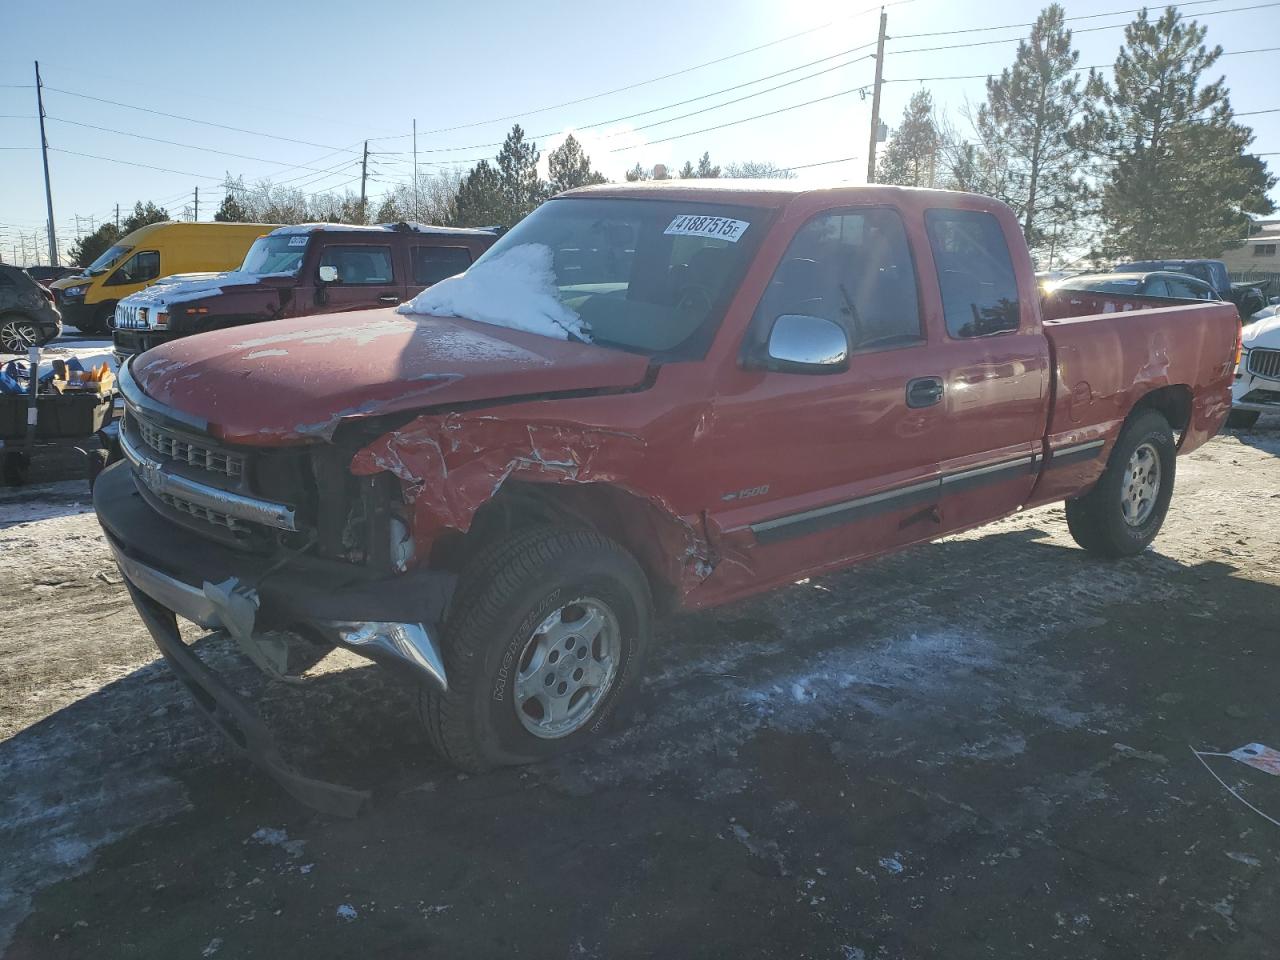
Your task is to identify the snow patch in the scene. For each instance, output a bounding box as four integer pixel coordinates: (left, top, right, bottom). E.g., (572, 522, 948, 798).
(399, 243, 588, 342)
(248, 826, 305, 858)
(119, 271, 268, 309)
(878, 855, 905, 875)
(335, 903, 358, 922)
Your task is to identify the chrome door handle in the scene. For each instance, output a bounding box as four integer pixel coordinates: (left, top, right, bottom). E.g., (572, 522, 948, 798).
(377, 295, 401, 304)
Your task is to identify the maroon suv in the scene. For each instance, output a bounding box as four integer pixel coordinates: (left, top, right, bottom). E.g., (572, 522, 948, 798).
(111, 222, 497, 363)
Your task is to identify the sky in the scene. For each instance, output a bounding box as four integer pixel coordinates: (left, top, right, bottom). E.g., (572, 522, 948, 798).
(1, 0, 1277, 266)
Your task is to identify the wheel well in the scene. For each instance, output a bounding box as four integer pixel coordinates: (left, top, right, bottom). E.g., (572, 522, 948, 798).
(430, 481, 691, 614)
(1131, 385, 1192, 438)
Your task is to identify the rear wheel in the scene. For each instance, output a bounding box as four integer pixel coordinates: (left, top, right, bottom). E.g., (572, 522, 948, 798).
(1066, 409, 1176, 558)
(1227, 409, 1261, 429)
(0, 315, 41, 354)
(420, 526, 653, 772)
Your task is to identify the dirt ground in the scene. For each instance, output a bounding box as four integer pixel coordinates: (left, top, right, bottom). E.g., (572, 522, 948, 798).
(2, 412, 1279, 959)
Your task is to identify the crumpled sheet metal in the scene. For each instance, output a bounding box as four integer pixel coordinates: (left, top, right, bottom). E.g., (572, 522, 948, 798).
(350, 414, 715, 595)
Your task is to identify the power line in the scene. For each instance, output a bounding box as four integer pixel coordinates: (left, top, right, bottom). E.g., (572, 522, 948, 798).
(892, 0, 1238, 38)
(611, 86, 861, 152)
(371, 2, 910, 141)
(48, 147, 223, 180)
(46, 115, 368, 174)
(886, 2, 1280, 55)
(41, 85, 360, 154)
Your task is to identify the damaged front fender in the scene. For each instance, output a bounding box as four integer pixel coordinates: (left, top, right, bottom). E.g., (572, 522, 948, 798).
(349, 413, 716, 598)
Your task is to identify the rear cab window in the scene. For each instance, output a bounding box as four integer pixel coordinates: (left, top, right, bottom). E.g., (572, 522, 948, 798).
(411, 245, 473, 286)
(751, 207, 923, 353)
(925, 209, 1020, 338)
(319, 245, 395, 284)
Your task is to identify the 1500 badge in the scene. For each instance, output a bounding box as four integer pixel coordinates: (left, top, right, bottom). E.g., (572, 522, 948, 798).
(721, 485, 770, 502)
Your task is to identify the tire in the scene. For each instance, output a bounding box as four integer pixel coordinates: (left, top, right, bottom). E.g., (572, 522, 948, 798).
(1065, 409, 1176, 558)
(2, 451, 30, 487)
(87, 448, 109, 490)
(0, 314, 44, 354)
(1227, 409, 1261, 429)
(72, 304, 114, 336)
(420, 526, 653, 772)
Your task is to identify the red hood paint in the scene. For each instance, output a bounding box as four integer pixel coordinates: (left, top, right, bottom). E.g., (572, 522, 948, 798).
(130, 308, 651, 445)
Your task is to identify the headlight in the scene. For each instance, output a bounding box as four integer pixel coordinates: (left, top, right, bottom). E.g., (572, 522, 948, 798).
(64, 285, 87, 297)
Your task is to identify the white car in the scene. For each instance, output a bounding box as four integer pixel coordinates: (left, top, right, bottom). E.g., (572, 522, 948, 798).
(1231, 312, 1280, 427)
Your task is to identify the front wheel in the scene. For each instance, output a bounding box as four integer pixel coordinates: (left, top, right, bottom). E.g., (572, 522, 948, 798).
(0, 315, 43, 354)
(1066, 409, 1176, 558)
(420, 526, 653, 772)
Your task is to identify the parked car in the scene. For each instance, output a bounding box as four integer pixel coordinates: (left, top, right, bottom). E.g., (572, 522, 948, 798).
(95, 182, 1237, 808)
(111, 222, 498, 363)
(24, 265, 77, 288)
(1229, 310, 1280, 427)
(50, 221, 278, 334)
(1113, 258, 1269, 321)
(0, 263, 63, 354)
(1048, 270, 1220, 302)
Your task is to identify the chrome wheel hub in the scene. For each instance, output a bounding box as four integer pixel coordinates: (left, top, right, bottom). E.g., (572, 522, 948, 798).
(514, 597, 620, 739)
(1120, 442, 1161, 526)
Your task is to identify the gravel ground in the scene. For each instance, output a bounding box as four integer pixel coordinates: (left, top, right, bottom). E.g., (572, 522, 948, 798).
(2, 411, 1279, 959)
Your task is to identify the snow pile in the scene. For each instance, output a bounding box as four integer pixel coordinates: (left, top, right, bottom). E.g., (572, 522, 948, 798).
(120, 271, 274, 309)
(398, 243, 588, 342)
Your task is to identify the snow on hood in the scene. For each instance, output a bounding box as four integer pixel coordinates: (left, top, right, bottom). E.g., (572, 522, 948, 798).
(398, 243, 589, 342)
(119, 270, 290, 309)
(1244, 310, 1280, 347)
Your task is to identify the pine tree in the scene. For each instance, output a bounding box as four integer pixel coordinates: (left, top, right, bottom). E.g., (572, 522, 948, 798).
(121, 201, 170, 233)
(214, 193, 249, 222)
(69, 223, 122, 267)
(453, 161, 507, 227)
(977, 5, 1091, 252)
(677, 161, 696, 179)
(1082, 7, 1275, 258)
(547, 134, 607, 194)
(877, 90, 940, 187)
(625, 163, 649, 182)
(695, 152, 721, 178)
(496, 124, 546, 225)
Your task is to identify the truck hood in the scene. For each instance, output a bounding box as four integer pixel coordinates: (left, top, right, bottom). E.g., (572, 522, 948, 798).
(121, 270, 293, 310)
(130, 309, 652, 445)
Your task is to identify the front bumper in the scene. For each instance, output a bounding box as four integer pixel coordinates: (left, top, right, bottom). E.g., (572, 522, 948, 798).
(112, 327, 177, 364)
(56, 299, 97, 331)
(1231, 372, 1280, 413)
(94, 461, 455, 813)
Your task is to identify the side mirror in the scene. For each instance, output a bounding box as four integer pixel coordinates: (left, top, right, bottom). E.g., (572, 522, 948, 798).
(318, 265, 339, 284)
(761, 314, 849, 374)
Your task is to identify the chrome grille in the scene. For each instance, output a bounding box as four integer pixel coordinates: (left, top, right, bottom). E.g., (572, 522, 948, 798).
(115, 304, 148, 329)
(155, 491, 249, 533)
(1248, 348, 1280, 380)
(135, 415, 244, 479)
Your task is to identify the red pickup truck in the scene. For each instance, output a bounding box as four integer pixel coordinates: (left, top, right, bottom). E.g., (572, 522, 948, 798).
(94, 182, 1237, 812)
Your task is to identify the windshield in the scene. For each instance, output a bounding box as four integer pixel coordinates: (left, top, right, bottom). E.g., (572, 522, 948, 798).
(240, 234, 309, 275)
(435, 197, 764, 355)
(86, 244, 131, 276)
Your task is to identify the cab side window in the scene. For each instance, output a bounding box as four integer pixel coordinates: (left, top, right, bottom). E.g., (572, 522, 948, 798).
(1145, 277, 1171, 298)
(105, 250, 160, 286)
(319, 245, 395, 284)
(752, 208, 922, 352)
(411, 246, 472, 286)
(925, 209, 1021, 338)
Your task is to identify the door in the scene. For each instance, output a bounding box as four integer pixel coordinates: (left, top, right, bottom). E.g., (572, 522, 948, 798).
(314, 243, 403, 313)
(704, 207, 948, 588)
(921, 207, 1051, 532)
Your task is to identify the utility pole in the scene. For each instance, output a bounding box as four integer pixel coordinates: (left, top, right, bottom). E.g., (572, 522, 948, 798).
(34, 61, 58, 265)
(360, 140, 369, 213)
(413, 119, 419, 220)
(865, 9, 888, 185)
(115, 204, 120, 231)
(193, 186, 199, 222)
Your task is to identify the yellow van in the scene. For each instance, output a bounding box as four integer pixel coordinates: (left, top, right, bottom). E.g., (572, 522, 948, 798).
(50, 221, 278, 333)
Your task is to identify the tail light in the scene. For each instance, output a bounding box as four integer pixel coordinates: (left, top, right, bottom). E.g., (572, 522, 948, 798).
(1235, 326, 1243, 368)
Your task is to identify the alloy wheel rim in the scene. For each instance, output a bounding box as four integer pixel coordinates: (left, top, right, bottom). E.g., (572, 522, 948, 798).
(1120, 442, 1161, 526)
(514, 597, 621, 739)
(1, 320, 39, 353)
